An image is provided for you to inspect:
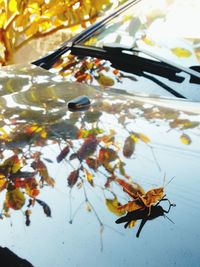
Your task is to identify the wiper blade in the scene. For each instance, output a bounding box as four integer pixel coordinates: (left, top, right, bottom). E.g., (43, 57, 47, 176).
(70, 44, 188, 98)
(70, 44, 185, 83)
(103, 43, 200, 82)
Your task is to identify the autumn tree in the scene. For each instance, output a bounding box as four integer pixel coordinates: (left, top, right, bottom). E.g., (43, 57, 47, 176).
(0, 0, 122, 65)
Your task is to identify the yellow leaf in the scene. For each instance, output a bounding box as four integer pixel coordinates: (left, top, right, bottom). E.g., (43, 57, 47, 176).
(180, 134, 191, 145)
(15, 13, 30, 28)
(0, 12, 6, 28)
(171, 47, 192, 58)
(97, 74, 114, 87)
(3, 155, 21, 173)
(142, 37, 155, 46)
(105, 196, 126, 216)
(0, 128, 9, 140)
(85, 169, 94, 186)
(130, 133, 139, 143)
(69, 25, 80, 32)
(0, 175, 7, 192)
(40, 130, 47, 138)
(8, 0, 18, 12)
(6, 188, 25, 210)
(84, 37, 98, 46)
(25, 22, 39, 37)
(27, 2, 40, 13)
(138, 133, 151, 143)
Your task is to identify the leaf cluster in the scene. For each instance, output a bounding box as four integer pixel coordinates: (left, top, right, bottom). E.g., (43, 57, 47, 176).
(0, 0, 119, 64)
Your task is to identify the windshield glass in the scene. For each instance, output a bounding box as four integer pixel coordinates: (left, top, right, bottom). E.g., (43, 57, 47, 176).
(82, 0, 200, 67)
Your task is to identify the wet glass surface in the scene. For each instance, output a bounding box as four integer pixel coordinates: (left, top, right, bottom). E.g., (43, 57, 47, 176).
(0, 64, 200, 266)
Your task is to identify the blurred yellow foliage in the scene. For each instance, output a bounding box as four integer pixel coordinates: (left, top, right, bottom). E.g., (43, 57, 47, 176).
(0, 0, 121, 65)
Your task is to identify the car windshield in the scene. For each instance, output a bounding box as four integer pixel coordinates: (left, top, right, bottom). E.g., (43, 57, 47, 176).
(82, 0, 200, 68)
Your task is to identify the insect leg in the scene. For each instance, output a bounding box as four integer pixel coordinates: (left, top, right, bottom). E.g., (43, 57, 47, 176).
(136, 218, 147, 238)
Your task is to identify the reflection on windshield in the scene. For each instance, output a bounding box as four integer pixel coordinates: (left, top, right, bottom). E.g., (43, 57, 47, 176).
(83, 0, 200, 67)
(0, 68, 200, 243)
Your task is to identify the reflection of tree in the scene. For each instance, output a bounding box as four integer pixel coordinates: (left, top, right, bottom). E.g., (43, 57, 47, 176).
(0, 83, 199, 237)
(52, 54, 124, 87)
(0, 0, 121, 65)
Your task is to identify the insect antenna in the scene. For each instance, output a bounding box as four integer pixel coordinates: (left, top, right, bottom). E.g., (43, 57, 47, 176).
(162, 172, 166, 187)
(164, 176, 175, 188)
(164, 214, 175, 224)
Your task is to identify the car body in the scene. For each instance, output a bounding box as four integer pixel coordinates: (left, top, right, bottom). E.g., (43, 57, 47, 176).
(0, 0, 200, 266)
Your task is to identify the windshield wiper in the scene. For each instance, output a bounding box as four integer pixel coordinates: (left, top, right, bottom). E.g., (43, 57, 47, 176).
(70, 44, 190, 98)
(103, 43, 200, 82)
(71, 44, 185, 82)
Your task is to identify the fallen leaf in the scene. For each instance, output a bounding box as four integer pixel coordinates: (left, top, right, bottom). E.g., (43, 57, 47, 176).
(97, 74, 115, 87)
(86, 158, 101, 171)
(180, 134, 192, 145)
(35, 199, 51, 217)
(98, 147, 118, 163)
(2, 155, 21, 174)
(77, 137, 98, 160)
(0, 175, 8, 192)
(57, 146, 70, 162)
(32, 159, 55, 187)
(6, 188, 25, 210)
(84, 169, 94, 186)
(67, 169, 79, 188)
(123, 136, 135, 158)
(171, 47, 192, 58)
(105, 196, 126, 216)
(25, 178, 40, 198)
(137, 133, 151, 143)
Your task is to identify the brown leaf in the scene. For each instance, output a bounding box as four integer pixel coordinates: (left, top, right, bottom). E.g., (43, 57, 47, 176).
(57, 146, 70, 162)
(32, 159, 55, 187)
(123, 136, 135, 158)
(67, 169, 79, 188)
(86, 158, 101, 171)
(98, 147, 118, 163)
(77, 137, 98, 160)
(36, 199, 51, 217)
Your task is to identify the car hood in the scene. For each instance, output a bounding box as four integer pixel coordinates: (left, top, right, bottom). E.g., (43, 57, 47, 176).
(0, 63, 200, 267)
